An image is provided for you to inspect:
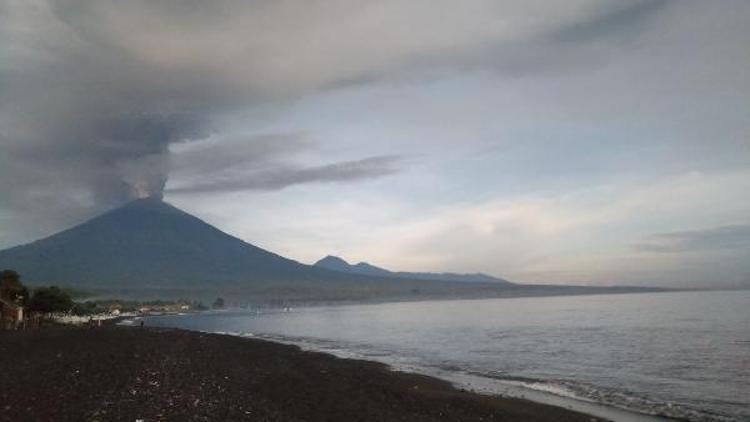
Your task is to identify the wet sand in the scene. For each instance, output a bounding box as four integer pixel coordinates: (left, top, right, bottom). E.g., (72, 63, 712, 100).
(0, 326, 603, 421)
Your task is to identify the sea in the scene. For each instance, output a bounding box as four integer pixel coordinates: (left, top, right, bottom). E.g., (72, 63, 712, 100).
(141, 290, 750, 421)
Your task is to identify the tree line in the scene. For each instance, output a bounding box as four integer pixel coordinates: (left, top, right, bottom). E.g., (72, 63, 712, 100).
(1, 269, 74, 314)
(2, 269, 228, 315)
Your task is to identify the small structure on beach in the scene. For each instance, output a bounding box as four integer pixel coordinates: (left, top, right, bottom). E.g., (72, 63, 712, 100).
(0, 297, 23, 330)
(108, 303, 122, 315)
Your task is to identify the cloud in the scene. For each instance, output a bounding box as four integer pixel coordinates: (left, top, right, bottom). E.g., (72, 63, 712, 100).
(1, 0, 629, 235)
(1, 0, 748, 291)
(635, 225, 750, 253)
(168, 133, 313, 177)
(248, 169, 748, 287)
(1, 0, 665, 248)
(0, 0, 666, 206)
(550, 0, 672, 44)
(168, 155, 404, 194)
(165, 132, 406, 193)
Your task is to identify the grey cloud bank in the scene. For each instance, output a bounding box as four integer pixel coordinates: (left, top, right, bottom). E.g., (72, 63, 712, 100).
(636, 225, 750, 253)
(1, 1, 749, 287)
(167, 155, 404, 194)
(0, 0, 617, 235)
(0, 0, 679, 211)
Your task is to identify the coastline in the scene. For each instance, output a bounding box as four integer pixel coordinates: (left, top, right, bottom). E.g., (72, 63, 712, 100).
(213, 330, 672, 422)
(135, 291, 744, 422)
(1, 325, 605, 422)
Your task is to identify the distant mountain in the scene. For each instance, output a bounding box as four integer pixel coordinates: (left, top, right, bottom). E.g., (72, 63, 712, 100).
(314, 255, 513, 285)
(315, 256, 392, 277)
(0, 198, 661, 302)
(314, 256, 358, 274)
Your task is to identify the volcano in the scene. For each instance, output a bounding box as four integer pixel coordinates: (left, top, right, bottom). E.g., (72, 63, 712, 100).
(0, 198, 520, 300)
(0, 198, 658, 301)
(0, 197, 328, 287)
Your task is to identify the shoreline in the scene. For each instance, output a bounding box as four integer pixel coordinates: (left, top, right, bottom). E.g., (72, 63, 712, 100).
(2, 325, 607, 422)
(135, 291, 741, 422)
(213, 330, 672, 422)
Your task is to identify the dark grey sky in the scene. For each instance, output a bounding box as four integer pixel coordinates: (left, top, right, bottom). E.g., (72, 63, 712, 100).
(1, 1, 748, 287)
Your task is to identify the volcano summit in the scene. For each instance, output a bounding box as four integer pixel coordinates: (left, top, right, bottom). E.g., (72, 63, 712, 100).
(0, 198, 657, 301)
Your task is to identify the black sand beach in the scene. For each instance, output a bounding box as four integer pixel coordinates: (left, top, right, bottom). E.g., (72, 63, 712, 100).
(0, 326, 602, 422)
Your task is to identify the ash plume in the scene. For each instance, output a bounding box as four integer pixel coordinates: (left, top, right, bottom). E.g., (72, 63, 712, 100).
(0, 0, 683, 246)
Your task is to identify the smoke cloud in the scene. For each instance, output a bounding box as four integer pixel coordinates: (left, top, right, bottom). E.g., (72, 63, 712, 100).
(168, 155, 404, 194)
(0, 0, 685, 245)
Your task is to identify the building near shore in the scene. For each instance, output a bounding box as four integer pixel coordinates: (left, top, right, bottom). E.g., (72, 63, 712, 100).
(138, 302, 192, 315)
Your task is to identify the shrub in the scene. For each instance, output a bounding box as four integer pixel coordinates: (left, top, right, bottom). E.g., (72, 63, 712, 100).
(28, 286, 74, 314)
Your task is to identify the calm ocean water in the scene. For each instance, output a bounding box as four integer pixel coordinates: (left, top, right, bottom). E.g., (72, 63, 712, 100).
(144, 290, 750, 421)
